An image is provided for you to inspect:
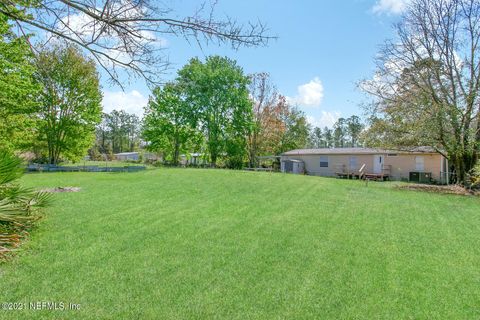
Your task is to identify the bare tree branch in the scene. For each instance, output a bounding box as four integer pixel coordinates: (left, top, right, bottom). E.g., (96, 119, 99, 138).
(360, 0, 480, 183)
(0, 0, 274, 87)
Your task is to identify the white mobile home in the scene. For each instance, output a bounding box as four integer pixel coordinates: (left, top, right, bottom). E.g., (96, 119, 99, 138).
(114, 152, 140, 161)
(281, 147, 447, 182)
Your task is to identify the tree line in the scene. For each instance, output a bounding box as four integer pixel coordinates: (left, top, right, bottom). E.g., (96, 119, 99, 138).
(142, 57, 312, 168)
(141, 60, 368, 168)
(308, 116, 364, 149)
(1, 0, 273, 165)
(91, 111, 142, 159)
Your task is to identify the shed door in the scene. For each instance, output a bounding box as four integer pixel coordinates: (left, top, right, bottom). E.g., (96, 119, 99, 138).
(285, 161, 293, 173)
(373, 155, 383, 174)
(293, 162, 299, 174)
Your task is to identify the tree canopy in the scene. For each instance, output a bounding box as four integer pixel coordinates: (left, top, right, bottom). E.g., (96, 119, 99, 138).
(361, 0, 480, 183)
(177, 56, 253, 167)
(309, 116, 364, 149)
(143, 83, 200, 165)
(0, 15, 39, 152)
(35, 44, 102, 164)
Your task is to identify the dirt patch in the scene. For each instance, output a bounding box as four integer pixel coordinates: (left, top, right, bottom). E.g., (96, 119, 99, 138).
(41, 187, 81, 193)
(397, 184, 479, 196)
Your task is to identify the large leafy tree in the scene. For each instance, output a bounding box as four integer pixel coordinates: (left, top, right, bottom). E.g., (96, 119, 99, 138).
(247, 72, 279, 167)
(276, 97, 311, 154)
(0, 14, 39, 152)
(143, 83, 200, 165)
(178, 56, 253, 167)
(35, 44, 102, 164)
(361, 0, 480, 184)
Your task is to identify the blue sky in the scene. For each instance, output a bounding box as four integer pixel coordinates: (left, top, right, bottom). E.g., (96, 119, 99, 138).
(101, 0, 408, 128)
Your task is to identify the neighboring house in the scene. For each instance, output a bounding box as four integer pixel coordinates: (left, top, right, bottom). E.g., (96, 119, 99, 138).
(281, 147, 448, 182)
(115, 152, 140, 161)
(180, 153, 207, 166)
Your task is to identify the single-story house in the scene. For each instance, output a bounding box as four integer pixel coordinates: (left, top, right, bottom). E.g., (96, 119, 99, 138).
(114, 152, 140, 161)
(281, 147, 448, 183)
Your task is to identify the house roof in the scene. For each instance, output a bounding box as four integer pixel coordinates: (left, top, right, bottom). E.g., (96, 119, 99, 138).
(114, 152, 139, 156)
(282, 147, 438, 156)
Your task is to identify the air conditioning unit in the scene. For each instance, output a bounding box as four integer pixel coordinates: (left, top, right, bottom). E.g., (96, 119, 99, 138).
(409, 172, 432, 183)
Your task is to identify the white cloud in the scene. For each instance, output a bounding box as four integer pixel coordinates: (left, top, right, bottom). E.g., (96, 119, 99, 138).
(288, 77, 324, 108)
(102, 90, 149, 117)
(139, 30, 168, 47)
(306, 111, 341, 129)
(372, 0, 409, 15)
(58, 11, 168, 48)
(59, 12, 96, 42)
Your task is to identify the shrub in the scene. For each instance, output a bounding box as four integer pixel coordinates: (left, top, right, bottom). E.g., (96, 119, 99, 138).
(0, 151, 50, 260)
(470, 162, 480, 190)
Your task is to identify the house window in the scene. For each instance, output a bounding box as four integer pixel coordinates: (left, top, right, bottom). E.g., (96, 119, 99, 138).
(415, 156, 425, 171)
(349, 156, 358, 170)
(320, 156, 329, 168)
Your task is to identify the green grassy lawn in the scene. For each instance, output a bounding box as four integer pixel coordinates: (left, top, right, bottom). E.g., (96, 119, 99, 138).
(1, 169, 480, 319)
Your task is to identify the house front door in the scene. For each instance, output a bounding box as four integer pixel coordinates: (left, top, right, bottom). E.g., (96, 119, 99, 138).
(373, 155, 383, 174)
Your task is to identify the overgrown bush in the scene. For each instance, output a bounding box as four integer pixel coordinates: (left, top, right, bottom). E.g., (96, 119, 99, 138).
(87, 146, 103, 161)
(470, 162, 480, 190)
(150, 160, 164, 167)
(0, 151, 50, 260)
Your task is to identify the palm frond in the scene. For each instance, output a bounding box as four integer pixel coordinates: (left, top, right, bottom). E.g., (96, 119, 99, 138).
(0, 151, 51, 260)
(0, 152, 23, 185)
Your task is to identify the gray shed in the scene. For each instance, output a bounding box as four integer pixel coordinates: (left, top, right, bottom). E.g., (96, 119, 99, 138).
(281, 159, 305, 174)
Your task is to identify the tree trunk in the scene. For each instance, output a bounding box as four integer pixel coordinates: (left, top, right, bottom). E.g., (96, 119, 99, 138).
(48, 137, 57, 164)
(208, 128, 219, 167)
(249, 150, 256, 168)
(451, 151, 477, 186)
(249, 139, 257, 168)
(173, 141, 180, 166)
(210, 152, 217, 167)
(454, 157, 465, 185)
(49, 151, 55, 164)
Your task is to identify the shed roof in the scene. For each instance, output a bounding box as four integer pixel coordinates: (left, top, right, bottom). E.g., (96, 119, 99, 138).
(282, 147, 438, 156)
(114, 152, 139, 156)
